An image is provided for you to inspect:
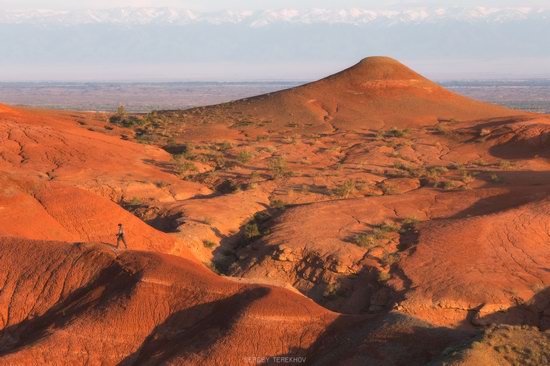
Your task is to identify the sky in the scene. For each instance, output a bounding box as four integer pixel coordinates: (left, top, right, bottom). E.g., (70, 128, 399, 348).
(0, 1, 549, 81)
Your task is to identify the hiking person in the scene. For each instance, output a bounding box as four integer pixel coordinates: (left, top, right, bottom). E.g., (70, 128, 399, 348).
(116, 223, 127, 249)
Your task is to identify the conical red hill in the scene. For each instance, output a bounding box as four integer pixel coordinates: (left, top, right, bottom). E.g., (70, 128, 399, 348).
(181, 56, 524, 132)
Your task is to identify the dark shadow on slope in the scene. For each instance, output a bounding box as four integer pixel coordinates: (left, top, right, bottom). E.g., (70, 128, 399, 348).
(119, 287, 270, 366)
(0, 259, 141, 356)
(465, 116, 535, 131)
(448, 186, 549, 220)
(474, 287, 550, 331)
(304, 312, 475, 366)
(488, 132, 550, 160)
(142, 159, 177, 175)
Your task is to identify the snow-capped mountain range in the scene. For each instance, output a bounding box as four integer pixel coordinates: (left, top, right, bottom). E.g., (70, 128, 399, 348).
(1, 6, 549, 80)
(0, 7, 549, 27)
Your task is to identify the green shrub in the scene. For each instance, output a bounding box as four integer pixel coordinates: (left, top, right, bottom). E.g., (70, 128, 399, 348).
(322, 282, 348, 299)
(352, 223, 399, 249)
(334, 179, 356, 198)
(378, 271, 392, 282)
(216, 179, 240, 194)
(244, 222, 261, 240)
(203, 240, 216, 249)
(490, 173, 502, 183)
(269, 156, 291, 179)
(128, 197, 142, 206)
(400, 218, 420, 233)
(236, 150, 253, 164)
(269, 199, 286, 209)
(381, 252, 400, 267)
(352, 233, 379, 250)
(219, 141, 233, 152)
(442, 181, 458, 190)
(426, 166, 448, 178)
(174, 161, 198, 178)
(384, 127, 409, 138)
(498, 160, 512, 170)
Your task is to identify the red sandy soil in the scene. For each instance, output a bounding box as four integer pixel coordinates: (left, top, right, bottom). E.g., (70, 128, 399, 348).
(1, 57, 550, 365)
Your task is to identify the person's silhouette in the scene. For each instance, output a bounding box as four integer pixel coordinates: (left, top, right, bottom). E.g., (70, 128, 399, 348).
(116, 223, 128, 249)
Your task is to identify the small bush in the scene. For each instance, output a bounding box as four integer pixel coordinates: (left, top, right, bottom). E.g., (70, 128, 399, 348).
(461, 171, 474, 184)
(381, 252, 400, 267)
(472, 159, 492, 167)
(236, 150, 253, 164)
(269, 199, 286, 209)
(269, 156, 291, 179)
(489, 173, 502, 183)
(128, 197, 142, 206)
(448, 162, 464, 170)
(243, 222, 261, 240)
(203, 240, 216, 249)
(216, 179, 240, 194)
(322, 282, 348, 299)
(498, 160, 512, 170)
(426, 166, 448, 178)
(334, 179, 356, 198)
(442, 181, 458, 190)
(435, 123, 451, 135)
(155, 181, 169, 188)
(352, 223, 399, 249)
(219, 141, 233, 152)
(353, 233, 379, 250)
(400, 218, 420, 233)
(378, 271, 392, 282)
(380, 183, 396, 195)
(233, 120, 255, 127)
(384, 127, 410, 138)
(174, 161, 198, 178)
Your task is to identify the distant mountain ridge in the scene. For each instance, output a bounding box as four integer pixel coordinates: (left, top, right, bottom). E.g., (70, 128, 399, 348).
(1, 6, 549, 80)
(1, 7, 549, 26)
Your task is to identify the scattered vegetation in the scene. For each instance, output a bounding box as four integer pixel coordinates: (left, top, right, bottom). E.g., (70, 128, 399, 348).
(434, 123, 453, 136)
(127, 197, 142, 206)
(381, 252, 400, 267)
(333, 179, 356, 198)
(269, 199, 286, 209)
(233, 120, 255, 128)
(109, 105, 146, 128)
(219, 141, 233, 152)
(216, 179, 240, 194)
(243, 222, 261, 240)
(322, 282, 349, 299)
(203, 240, 216, 249)
(235, 150, 253, 164)
(383, 127, 410, 138)
(351, 223, 400, 250)
(269, 156, 292, 179)
(173, 160, 198, 178)
(400, 217, 420, 233)
(498, 160, 513, 170)
(377, 271, 392, 282)
(380, 183, 396, 195)
(489, 173, 503, 183)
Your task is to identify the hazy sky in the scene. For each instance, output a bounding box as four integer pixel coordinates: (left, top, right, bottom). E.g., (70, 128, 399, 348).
(3, 0, 550, 10)
(1, 1, 549, 80)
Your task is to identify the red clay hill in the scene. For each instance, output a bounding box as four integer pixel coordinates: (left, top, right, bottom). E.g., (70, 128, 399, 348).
(171, 56, 519, 135)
